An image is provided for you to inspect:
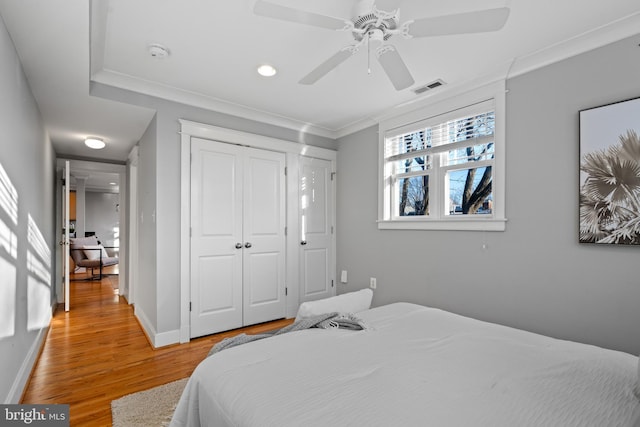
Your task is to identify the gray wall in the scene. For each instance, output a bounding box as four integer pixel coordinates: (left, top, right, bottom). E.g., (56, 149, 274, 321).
(136, 114, 158, 331)
(91, 82, 337, 340)
(85, 191, 120, 251)
(0, 15, 56, 402)
(336, 34, 640, 355)
(91, 32, 640, 355)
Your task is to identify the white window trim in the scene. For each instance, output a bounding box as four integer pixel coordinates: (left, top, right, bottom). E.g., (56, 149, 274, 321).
(378, 80, 507, 231)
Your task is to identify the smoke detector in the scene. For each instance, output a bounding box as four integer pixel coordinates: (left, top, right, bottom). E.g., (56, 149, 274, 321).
(148, 43, 170, 59)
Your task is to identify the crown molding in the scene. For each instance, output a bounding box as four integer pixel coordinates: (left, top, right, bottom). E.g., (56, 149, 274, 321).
(90, 69, 337, 140)
(90, 10, 640, 141)
(333, 11, 640, 139)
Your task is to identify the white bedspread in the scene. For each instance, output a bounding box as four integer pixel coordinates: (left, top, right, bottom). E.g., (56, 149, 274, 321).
(171, 303, 640, 427)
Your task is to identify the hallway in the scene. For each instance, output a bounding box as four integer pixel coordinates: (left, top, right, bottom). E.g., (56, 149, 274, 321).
(21, 274, 291, 425)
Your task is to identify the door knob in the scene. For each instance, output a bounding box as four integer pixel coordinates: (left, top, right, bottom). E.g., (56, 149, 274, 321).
(235, 243, 243, 249)
(244, 242, 252, 248)
(300, 240, 307, 245)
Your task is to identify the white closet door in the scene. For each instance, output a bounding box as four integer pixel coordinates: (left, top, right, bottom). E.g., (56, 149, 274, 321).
(299, 156, 335, 302)
(242, 147, 286, 325)
(190, 138, 243, 337)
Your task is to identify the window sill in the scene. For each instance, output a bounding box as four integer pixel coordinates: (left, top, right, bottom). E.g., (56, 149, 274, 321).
(377, 218, 507, 231)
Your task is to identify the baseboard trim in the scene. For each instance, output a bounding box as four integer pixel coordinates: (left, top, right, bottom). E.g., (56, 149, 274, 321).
(154, 329, 181, 348)
(134, 305, 180, 348)
(6, 311, 52, 403)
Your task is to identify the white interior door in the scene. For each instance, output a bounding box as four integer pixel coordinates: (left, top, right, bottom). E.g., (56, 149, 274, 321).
(190, 139, 243, 337)
(63, 161, 70, 311)
(299, 157, 335, 302)
(242, 147, 286, 325)
(190, 139, 286, 337)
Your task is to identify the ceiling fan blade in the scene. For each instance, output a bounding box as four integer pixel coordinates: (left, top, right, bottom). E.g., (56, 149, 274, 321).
(409, 7, 510, 37)
(253, 0, 348, 30)
(299, 47, 358, 85)
(376, 45, 414, 91)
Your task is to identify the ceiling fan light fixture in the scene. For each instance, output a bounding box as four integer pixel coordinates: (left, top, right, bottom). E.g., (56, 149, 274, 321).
(84, 137, 105, 150)
(254, 1, 510, 91)
(368, 28, 385, 43)
(257, 64, 277, 77)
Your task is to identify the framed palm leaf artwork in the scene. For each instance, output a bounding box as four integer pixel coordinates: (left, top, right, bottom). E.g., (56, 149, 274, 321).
(579, 96, 640, 245)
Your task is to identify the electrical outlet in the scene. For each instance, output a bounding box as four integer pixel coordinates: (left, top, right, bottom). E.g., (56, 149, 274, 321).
(369, 277, 377, 289)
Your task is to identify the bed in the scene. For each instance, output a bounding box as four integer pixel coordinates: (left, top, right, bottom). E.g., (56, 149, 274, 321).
(170, 302, 640, 427)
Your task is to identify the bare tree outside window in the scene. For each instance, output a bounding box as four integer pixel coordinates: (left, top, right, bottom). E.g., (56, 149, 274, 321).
(399, 131, 429, 216)
(453, 115, 494, 215)
(394, 112, 494, 217)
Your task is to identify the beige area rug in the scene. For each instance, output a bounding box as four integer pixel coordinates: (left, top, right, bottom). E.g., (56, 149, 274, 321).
(111, 378, 189, 427)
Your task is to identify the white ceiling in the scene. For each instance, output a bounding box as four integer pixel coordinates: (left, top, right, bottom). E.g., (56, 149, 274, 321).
(63, 159, 124, 193)
(1, 0, 640, 165)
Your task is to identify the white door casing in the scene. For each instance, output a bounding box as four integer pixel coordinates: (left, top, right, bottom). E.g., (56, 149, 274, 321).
(63, 161, 70, 312)
(299, 157, 335, 302)
(179, 120, 337, 344)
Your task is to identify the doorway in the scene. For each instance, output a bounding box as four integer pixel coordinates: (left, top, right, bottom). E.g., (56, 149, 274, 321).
(178, 120, 337, 343)
(55, 159, 128, 309)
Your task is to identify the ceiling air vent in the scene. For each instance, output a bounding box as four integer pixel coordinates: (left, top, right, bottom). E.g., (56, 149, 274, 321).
(413, 79, 445, 95)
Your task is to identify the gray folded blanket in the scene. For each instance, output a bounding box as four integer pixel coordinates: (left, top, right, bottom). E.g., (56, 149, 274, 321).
(208, 312, 368, 357)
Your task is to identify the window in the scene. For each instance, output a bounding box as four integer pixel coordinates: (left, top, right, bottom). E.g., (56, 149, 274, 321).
(378, 82, 506, 231)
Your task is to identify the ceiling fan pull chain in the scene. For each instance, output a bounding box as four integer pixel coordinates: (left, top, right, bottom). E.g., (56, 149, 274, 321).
(367, 31, 372, 75)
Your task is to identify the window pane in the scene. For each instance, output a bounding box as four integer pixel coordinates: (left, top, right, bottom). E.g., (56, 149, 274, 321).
(447, 167, 492, 215)
(447, 143, 494, 166)
(396, 175, 429, 216)
(393, 155, 431, 174)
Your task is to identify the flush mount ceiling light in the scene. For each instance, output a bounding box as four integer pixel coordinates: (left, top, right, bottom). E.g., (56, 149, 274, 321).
(257, 64, 277, 77)
(84, 137, 105, 150)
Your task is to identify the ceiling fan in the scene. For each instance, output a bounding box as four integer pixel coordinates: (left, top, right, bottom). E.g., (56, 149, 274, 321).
(253, 0, 510, 91)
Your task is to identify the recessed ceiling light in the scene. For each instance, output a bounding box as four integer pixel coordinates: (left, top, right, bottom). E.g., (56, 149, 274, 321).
(84, 137, 105, 150)
(257, 64, 277, 77)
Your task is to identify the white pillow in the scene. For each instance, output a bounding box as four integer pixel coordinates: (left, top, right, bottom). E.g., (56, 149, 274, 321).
(83, 245, 109, 260)
(295, 289, 373, 322)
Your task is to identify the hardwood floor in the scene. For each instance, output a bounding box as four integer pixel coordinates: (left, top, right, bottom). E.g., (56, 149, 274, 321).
(21, 273, 293, 426)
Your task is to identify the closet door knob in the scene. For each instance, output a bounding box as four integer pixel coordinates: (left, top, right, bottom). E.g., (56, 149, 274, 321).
(244, 242, 252, 248)
(235, 243, 243, 249)
(300, 240, 307, 245)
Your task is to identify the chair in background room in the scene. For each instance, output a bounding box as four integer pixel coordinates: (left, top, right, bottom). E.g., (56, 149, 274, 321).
(69, 235, 119, 280)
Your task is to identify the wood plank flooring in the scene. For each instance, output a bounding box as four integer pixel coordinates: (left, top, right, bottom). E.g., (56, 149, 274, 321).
(21, 274, 292, 426)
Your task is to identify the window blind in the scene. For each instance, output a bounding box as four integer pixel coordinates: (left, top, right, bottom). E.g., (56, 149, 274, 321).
(385, 110, 495, 163)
